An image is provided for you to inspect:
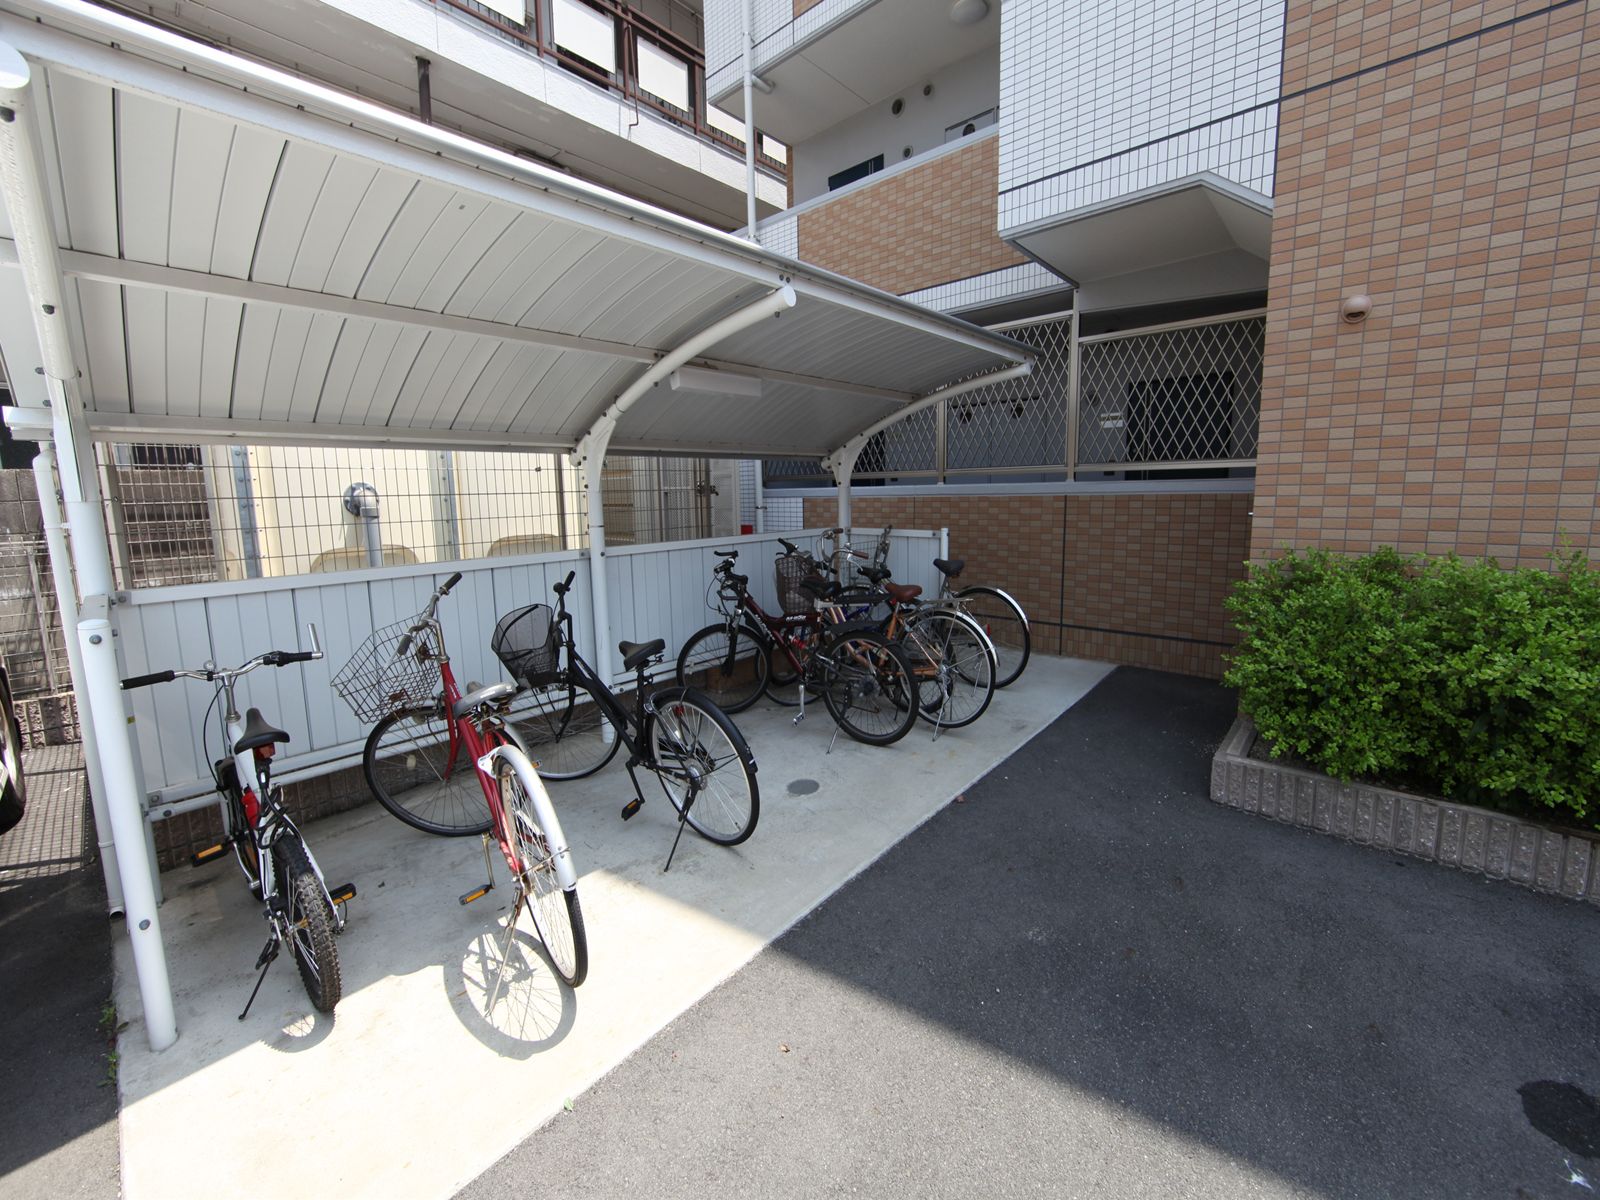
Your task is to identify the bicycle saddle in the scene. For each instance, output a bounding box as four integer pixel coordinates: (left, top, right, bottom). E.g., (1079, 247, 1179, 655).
(933, 557, 966, 578)
(234, 707, 289, 754)
(859, 564, 891, 583)
(885, 581, 923, 603)
(798, 576, 841, 599)
(714, 548, 738, 559)
(619, 638, 666, 671)
(452, 681, 516, 720)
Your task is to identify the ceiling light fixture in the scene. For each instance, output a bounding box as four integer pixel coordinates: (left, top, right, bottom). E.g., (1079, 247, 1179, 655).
(949, 0, 988, 25)
(670, 366, 764, 398)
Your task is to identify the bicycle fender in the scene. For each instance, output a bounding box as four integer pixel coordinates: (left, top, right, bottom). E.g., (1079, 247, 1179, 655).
(826, 616, 884, 639)
(475, 746, 579, 891)
(958, 585, 1030, 629)
(649, 686, 758, 773)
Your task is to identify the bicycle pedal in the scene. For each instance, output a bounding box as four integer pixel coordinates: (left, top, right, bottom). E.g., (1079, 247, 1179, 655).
(621, 798, 642, 821)
(327, 882, 356, 905)
(459, 883, 493, 906)
(190, 843, 227, 867)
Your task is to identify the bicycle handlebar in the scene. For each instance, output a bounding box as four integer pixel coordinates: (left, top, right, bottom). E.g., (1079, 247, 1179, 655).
(121, 670, 176, 691)
(120, 624, 324, 690)
(553, 570, 576, 597)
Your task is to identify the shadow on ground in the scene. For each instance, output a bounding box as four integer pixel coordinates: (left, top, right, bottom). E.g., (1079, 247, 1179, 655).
(466, 668, 1600, 1200)
(0, 744, 118, 1199)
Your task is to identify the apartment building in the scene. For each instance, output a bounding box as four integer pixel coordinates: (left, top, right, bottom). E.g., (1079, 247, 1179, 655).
(704, 0, 1598, 677)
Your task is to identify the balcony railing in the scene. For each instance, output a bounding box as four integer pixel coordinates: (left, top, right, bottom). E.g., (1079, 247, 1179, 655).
(432, 0, 790, 179)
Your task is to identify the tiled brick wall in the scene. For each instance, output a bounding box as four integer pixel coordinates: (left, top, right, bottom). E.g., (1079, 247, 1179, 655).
(1254, 0, 1599, 564)
(803, 491, 1253, 678)
(796, 136, 1026, 296)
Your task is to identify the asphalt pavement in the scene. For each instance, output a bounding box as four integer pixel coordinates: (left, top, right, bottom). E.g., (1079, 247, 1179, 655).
(0, 745, 118, 1200)
(459, 667, 1600, 1200)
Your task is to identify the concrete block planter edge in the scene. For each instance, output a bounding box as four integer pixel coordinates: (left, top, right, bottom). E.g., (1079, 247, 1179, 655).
(1210, 715, 1600, 905)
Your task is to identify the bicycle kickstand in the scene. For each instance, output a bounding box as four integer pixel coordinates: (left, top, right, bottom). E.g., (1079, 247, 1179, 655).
(459, 833, 496, 906)
(662, 786, 697, 873)
(238, 936, 280, 1021)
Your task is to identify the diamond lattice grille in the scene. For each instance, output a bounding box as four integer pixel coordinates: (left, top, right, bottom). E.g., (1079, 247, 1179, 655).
(1077, 317, 1264, 469)
(945, 315, 1072, 474)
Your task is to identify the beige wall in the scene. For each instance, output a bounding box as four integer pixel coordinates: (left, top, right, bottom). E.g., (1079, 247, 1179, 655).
(1253, 0, 1599, 564)
(803, 491, 1253, 679)
(796, 135, 1025, 296)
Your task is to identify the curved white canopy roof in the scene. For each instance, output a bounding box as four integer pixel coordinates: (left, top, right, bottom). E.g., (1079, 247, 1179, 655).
(0, 0, 1032, 459)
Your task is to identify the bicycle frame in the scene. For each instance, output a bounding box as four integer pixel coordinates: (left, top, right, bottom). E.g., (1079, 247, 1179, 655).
(405, 585, 573, 888)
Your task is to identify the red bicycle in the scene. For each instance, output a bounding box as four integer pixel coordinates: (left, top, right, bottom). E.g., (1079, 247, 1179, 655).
(334, 571, 587, 986)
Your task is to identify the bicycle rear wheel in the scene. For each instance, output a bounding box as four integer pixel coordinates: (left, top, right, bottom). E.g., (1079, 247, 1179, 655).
(956, 586, 1031, 688)
(272, 836, 341, 1014)
(499, 760, 587, 987)
(649, 691, 759, 844)
(364, 705, 492, 836)
(820, 629, 918, 746)
(508, 682, 621, 781)
(676, 621, 769, 714)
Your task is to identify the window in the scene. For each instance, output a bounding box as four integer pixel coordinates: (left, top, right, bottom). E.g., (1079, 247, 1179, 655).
(828, 154, 884, 191)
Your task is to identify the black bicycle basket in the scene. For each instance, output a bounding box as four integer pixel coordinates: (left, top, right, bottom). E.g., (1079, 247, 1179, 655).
(491, 604, 559, 689)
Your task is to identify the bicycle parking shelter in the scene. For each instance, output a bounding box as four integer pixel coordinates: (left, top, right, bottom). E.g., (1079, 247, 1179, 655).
(0, 0, 1034, 1051)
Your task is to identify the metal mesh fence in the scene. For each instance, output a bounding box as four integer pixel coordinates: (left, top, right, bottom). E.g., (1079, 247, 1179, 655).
(0, 535, 68, 697)
(1077, 315, 1265, 471)
(95, 443, 721, 589)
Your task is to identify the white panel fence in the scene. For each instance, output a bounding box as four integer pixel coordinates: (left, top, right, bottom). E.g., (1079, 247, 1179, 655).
(117, 527, 946, 806)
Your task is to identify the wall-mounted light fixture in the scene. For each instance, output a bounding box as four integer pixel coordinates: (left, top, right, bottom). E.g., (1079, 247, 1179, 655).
(670, 366, 764, 398)
(1340, 293, 1372, 324)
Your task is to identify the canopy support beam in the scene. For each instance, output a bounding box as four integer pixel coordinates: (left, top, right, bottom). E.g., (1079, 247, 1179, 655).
(0, 38, 176, 1052)
(33, 444, 122, 913)
(573, 286, 796, 682)
(820, 362, 1035, 537)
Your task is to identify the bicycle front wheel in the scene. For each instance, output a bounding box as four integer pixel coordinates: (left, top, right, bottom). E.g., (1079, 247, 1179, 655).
(676, 621, 769, 714)
(508, 682, 622, 781)
(957, 586, 1031, 688)
(649, 692, 759, 845)
(272, 836, 342, 1014)
(819, 629, 918, 746)
(499, 760, 587, 987)
(364, 705, 492, 836)
(904, 609, 995, 729)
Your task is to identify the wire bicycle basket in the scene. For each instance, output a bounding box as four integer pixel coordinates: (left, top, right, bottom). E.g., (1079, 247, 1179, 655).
(331, 616, 441, 722)
(491, 604, 560, 690)
(775, 553, 817, 616)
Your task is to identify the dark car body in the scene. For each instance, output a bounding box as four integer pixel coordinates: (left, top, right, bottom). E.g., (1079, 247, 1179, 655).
(0, 660, 26, 837)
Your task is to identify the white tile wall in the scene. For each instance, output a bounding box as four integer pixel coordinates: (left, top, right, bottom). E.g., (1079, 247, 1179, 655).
(755, 212, 799, 258)
(998, 0, 1284, 231)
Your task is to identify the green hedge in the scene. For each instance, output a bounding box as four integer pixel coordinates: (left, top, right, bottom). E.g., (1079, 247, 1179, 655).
(1224, 547, 1600, 827)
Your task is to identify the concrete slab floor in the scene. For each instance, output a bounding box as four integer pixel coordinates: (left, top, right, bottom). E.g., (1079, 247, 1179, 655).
(110, 654, 1113, 1200)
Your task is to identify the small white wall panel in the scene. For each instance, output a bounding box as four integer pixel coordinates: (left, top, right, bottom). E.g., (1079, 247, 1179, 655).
(552, 0, 617, 72)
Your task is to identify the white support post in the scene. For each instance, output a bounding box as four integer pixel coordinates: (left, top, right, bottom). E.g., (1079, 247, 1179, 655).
(752, 460, 765, 534)
(741, 0, 758, 240)
(34, 446, 123, 914)
(830, 446, 860, 539)
(0, 39, 176, 1051)
(572, 286, 796, 683)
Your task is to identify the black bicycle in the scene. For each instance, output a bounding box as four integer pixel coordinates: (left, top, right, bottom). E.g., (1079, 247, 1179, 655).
(505, 572, 759, 871)
(122, 628, 355, 1018)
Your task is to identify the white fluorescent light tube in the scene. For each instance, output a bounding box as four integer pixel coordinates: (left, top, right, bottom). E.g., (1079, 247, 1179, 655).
(669, 366, 764, 398)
